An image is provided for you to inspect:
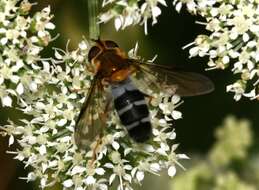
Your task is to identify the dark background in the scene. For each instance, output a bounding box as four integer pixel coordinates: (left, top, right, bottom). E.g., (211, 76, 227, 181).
(1, 0, 258, 189)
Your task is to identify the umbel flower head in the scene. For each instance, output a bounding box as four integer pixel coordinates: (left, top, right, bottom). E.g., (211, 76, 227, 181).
(173, 0, 259, 101)
(0, 1, 188, 190)
(100, 0, 167, 34)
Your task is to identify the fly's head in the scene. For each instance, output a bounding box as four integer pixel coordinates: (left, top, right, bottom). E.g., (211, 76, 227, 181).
(88, 40, 127, 65)
(88, 40, 129, 81)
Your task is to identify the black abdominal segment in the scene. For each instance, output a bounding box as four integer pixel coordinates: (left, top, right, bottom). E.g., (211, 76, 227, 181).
(113, 88, 151, 142)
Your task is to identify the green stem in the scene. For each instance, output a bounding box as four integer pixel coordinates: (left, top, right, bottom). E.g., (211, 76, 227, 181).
(88, 0, 100, 39)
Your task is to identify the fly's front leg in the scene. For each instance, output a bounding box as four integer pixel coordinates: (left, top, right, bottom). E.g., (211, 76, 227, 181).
(86, 60, 101, 74)
(86, 63, 95, 74)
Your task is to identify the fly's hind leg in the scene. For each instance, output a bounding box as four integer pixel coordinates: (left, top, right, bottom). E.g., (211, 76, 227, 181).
(142, 92, 155, 105)
(91, 136, 102, 162)
(90, 96, 112, 164)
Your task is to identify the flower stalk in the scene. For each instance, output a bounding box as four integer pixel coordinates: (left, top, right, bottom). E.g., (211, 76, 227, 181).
(88, 0, 100, 39)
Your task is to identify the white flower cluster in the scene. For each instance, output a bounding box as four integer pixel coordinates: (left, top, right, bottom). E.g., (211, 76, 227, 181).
(100, 0, 167, 34)
(0, 0, 55, 107)
(0, 1, 188, 190)
(174, 0, 259, 101)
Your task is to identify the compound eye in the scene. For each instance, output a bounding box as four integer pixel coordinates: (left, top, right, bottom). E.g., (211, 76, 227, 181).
(88, 46, 101, 62)
(105, 40, 119, 48)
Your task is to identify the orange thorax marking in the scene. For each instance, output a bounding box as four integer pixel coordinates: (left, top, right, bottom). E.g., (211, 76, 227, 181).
(110, 69, 131, 82)
(93, 49, 132, 82)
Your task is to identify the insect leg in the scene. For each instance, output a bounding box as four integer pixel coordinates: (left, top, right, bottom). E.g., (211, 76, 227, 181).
(142, 92, 155, 105)
(92, 91, 112, 163)
(90, 137, 103, 165)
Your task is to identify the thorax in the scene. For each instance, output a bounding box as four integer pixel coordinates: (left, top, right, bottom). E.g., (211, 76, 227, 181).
(94, 49, 133, 82)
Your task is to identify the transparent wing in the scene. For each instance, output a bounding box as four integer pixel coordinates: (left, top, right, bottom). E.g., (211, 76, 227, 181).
(129, 60, 214, 97)
(74, 74, 110, 150)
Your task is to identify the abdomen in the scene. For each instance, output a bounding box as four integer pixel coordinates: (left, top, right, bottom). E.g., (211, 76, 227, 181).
(111, 78, 151, 142)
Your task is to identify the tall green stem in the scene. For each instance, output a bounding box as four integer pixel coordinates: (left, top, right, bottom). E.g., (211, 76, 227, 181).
(88, 0, 100, 39)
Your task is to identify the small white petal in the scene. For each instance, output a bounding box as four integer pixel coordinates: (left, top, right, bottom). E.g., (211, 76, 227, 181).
(60, 136, 71, 143)
(168, 166, 176, 177)
(16, 83, 24, 95)
(40, 178, 47, 188)
(55, 50, 63, 60)
(39, 145, 47, 155)
(172, 110, 182, 120)
(189, 47, 199, 57)
(152, 6, 161, 18)
(0, 38, 8, 45)
(71, 166, 86, 175)
(247, 62, 254, 71)
(124, 174, 132, 182)
(229, 30, 238, 40)
(36, 102, 45, 109)
(57, 119, 67, 127)
(40, 126, 49, 133)
(29, 82, 37, 92)
(161, 143, 170, 151)
(48, 160, 58, 167)
(109, 174, 116, 185)
(242, 33, 249, 42)
(150, 163, 160, 172)
(38, 30, 46, 37)
(42, 61, 50, 72)
(31, 36, 39, 43)
(0, 28, 6, 33)
(247, 41, 256, 48)
(10, 75, 19, 84)
(79, 41, 88, 50)
(124, 148, 132, 156)
(159, 119, 167, 125)
(27, 172, 36, 181)
(143, 145, 155, 152)
(28, 136, 37, 145)
(177, 154, 190, 159)
(171, 144, 179, 151)
(0, 37, 8, 45)
(175, 2, 182, 12)
(76, 187, 84, 190)
(124, 164, 132, 170)
(112, 141, 120, 150)
(157, 148, 167, 155)
(222, 56, 229, 64)
(210, 8, 218, 17)
(96, 168, 105, 175)
(42, 163, 48, 173)
(9, 135, 14, 146)
(45, 22, 55, 30)
(171, 95, 180, 103)
(63, 179, 73, 187)
(20, 31, 27, 37)
(115, 17, 122, 30)
(158, 0, 167, 6)
(2, 96, 12, 107)
(104, 163, 114, 169)
(85, 176, 96, 185)
(136, 171, 144, 182)
(226, 85, 232, 92)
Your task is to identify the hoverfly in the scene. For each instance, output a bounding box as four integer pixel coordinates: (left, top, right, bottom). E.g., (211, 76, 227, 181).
(74, 39, 214, 150)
